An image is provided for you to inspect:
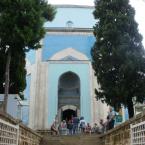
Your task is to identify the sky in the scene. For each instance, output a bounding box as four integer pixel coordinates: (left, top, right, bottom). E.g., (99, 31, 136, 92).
(48, 0, 145, 47)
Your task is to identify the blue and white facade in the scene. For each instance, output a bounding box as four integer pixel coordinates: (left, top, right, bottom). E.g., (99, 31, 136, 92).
(0, 94, 22, 119)
(25, 5, 109, 129)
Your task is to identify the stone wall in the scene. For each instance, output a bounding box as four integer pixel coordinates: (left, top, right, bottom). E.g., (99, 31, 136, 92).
(1, 110, 145, 145)
(99, 111, 145, 145)
(0, 111, 42, 145)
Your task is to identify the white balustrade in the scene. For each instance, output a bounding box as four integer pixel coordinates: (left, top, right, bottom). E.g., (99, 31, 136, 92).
(130, 121, 145, 145)
(0, 118, 19, 145)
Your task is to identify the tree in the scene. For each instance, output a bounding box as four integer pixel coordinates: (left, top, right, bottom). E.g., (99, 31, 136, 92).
(91, 0, 145, 118)
(0, 49, 26, 99)
(0, 0, 56, 112)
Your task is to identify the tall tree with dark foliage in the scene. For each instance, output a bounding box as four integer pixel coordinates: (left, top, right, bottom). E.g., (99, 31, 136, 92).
(91, 0, 145, 118)
(0, 0, 56, 112)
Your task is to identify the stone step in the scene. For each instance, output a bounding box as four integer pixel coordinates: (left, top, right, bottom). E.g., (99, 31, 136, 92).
(40, 135, 102, 145)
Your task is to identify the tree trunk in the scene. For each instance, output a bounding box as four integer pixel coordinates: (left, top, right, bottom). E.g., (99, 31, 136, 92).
(127, 98, 134, 118)
(3, 50, 11, 113)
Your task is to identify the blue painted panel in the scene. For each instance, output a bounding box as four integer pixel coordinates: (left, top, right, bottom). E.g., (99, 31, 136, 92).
(24, 75, 31, 100)
(7, 96, 17, 118)
(26, 50, 36, 64)
(42, 35, 95, 61)
(0, 95, 18, 118)
(22, 105, 29, 125)
(47, 63, 91, 127)
(125, 108, 129, 120)
(44, 7, 95, 28)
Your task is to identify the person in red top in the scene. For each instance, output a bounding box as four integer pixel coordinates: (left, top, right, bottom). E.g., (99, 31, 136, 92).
(85, 123, 92, 135)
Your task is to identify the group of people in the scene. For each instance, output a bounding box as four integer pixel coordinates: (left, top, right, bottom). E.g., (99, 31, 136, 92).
(51, 116, 94, 135)
(98, 107, 116, 133)
(50, 107, 116, 135)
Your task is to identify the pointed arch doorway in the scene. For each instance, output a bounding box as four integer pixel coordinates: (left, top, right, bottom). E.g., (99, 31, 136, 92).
(58, 72, 80, 122)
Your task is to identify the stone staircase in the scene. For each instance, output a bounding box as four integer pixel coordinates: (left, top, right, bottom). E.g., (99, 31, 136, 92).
(40, 135, 102, 145)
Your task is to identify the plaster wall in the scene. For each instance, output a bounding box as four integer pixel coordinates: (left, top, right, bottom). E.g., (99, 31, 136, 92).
(42, 34, 95, 61)
(44, 6, 95, 28)
(47, 62, 91, 127)
(0, 94, 20, 119)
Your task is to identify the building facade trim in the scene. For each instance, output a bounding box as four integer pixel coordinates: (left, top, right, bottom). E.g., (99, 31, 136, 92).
(49, 48, 89, 61)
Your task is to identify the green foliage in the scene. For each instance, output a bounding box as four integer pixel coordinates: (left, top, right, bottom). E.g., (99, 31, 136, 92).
(92, 0, 145, 117)
(0, 49, 26, 94)
(0, 0, 56, 50)
(0, 0, 56, 98)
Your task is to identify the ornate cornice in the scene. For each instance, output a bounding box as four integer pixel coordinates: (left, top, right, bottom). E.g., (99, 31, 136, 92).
(45, 27, 93, 33)
(52, 4, 94, 9)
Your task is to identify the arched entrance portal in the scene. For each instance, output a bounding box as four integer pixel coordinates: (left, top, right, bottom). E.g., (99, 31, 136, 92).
(58, 105, 79, 123)
(58, 72, 80, 122)
(62, 109, 76, 121)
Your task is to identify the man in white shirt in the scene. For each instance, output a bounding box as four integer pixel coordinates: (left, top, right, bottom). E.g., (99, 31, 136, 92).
(108, 107, 115, 130)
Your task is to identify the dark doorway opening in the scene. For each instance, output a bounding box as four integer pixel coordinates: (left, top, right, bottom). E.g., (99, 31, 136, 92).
(62, 109, 76, 121)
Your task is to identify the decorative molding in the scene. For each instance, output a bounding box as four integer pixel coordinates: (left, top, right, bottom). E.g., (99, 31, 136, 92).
(61, 105, 77, 111)
(45, 27, 93, 33)
(53, 4, 94, 9)
(49, 48, 89, 61)
(48, 61, 90, 64)
(60, 55, 79, 61)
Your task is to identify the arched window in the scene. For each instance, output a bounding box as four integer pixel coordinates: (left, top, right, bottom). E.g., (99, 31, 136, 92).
(58, 71, 80, 109)
(66, 20, 74, 28)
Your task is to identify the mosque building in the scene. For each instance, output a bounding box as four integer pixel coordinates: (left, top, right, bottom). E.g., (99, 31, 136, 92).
(23, 5, 126, 130)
